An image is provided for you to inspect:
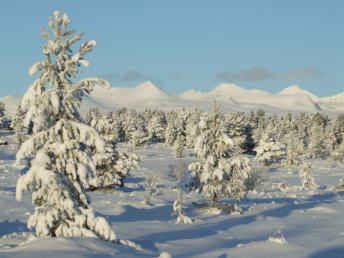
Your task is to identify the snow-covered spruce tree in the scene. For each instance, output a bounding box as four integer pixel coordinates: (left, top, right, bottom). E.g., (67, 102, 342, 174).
(15, 11, 116, 241)
(307, 124, 324, 158)
(171, 189, 192, 224)
(166, 110, 178, 125)
(243, 123, 255, 154)
(91, 114, 143, 190)
(84, 107, 102, 126)
(291, 112, 308, 156)
(247, 110, 257, 129)
(185, 109, 203, 149)
(252, 108, 265, 147)
(179, 100, 251, 208)
(0, 102, 6, 128)
(121, 110, 148, 146)
(12, 100, 29, 148)
(122, 109, 140, 143)
(225, 111, 246, 153)
(130, 126, 149, 147)
(334, 113, 344, 146)
(282, 129, 301, 167)
(165, 120, 178, 147)
(299, 162, 316, 189)
(324, 121, 338, 158)
(112, 107, 126, 142)
(175, 110, 191, 143)
(0, 102, 5, 117)
(328, 115, 344, 161)
(147, 110, 166, 143)
(172, 135, 184, 158)
(254, 122, 286, 166)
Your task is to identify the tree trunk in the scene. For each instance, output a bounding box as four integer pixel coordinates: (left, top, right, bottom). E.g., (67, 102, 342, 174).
(212, 192, 217, 207)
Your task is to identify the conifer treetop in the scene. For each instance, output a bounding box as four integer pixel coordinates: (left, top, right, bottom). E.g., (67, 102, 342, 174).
(28, 11, 108, 91)
(23, 11, 111, 132)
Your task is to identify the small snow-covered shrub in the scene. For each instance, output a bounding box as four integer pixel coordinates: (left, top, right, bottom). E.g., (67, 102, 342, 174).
(171, 189, 192, 223)
(331, 177, 344, 190)
(267, 227, 287, 244)
(282, 154, 300, 167)
(0, 165, 8, 173)
(245, 168, 271, 191)
(143, 171, 164, 204)
(265, 180, 290, 192)
(191, 202, 241, 214)
(329, 149, 344, 162)
(278, 180, 289, 189)
(168, 161, 188, 181)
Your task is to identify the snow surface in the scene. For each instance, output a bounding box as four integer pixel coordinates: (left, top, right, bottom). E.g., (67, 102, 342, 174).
(1, 130, 344, 257)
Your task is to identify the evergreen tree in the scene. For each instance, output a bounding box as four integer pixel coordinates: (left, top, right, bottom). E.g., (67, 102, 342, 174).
(247, 110, 257, 129)
(299, 162, 316, 189)
(84, 108, 101, 125)
(255, 122, 286, 166)
(185, 110, 202, 149)
(225, 111, 246, 153)
(307, 124, 324, 158)
(282, 129, 301, 167)
(0, 102, 6, 128)
(334, 114, 344, 146)
(165, 120, 178, 147)
(171, 189, 192, 224)
(252, 108, 265, 146)
(122, 110, 139, 142)
(12, 100, 29, 148)
(15, 11, 116, 241)
(172, 135, 184, 158)
(91, 114, 143, 190)
(292, 112, 308, 156)
(147, 112, 166, 143)
(179, 100, 250, 207)
(130, 126, 148, 147)
(324, 121, 338, 157)
(243, 123, 255, 154)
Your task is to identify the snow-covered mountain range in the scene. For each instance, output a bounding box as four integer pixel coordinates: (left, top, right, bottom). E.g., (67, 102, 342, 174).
(79, 82, 344, 118)
(1, 82, 343, 118)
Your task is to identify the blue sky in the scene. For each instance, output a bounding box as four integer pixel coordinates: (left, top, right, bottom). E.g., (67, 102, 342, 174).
(0, 0, 343, 98)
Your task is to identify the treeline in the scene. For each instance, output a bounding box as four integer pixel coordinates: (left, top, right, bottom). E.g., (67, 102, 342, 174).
(83, 103, 344, 165)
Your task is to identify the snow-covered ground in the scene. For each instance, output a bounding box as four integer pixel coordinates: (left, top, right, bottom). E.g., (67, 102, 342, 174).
(1, 130, 344, 257)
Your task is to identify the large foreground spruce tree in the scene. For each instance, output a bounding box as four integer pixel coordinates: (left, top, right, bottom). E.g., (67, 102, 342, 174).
(15, 11, 116, 241)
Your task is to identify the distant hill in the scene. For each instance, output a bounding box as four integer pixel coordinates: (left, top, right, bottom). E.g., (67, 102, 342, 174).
(0, 95, 21, 118)
(1, 82, 343, 119)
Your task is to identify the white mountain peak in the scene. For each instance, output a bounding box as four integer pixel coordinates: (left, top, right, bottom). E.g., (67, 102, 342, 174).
(319, 92, 344, 108)
(209, 83, 245, 95)
(279, 85, 302, 94)
(278, 85, 320, 102)
(135, 81, 158, 90)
